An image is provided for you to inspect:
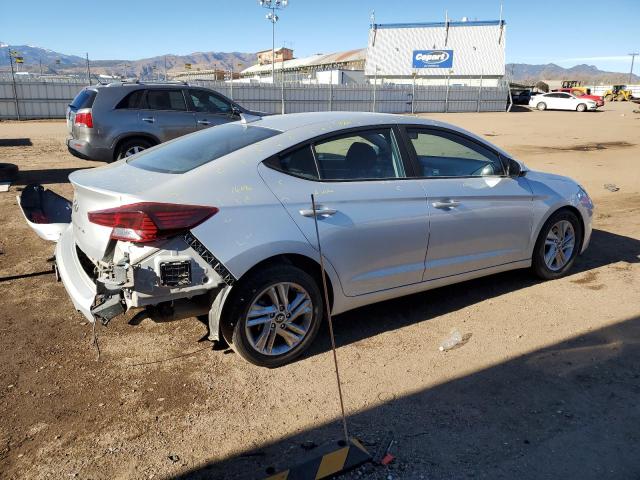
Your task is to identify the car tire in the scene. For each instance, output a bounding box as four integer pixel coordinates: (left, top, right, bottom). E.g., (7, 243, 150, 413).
(115, 138, 153, 161)
(0, 163, 19, 182)
(532, 209, 583, 280)
(576, 103, 587, 112)
(536, 102, 547, 111)
(228, 264, 323, 368)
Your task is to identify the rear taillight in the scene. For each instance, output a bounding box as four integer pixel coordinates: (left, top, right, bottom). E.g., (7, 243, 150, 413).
(88, 203, 218, 243)
(74, 109, 93, 128)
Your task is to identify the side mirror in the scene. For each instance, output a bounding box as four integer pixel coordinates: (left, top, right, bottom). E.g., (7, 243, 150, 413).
(231, 105, 241, 117)
(508, 158, 526, 177)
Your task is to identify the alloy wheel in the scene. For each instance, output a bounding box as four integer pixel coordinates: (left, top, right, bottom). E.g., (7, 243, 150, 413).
(124, 145, 146, 157)
(544, 220, 576, 271)
(244, 282, 313, 356)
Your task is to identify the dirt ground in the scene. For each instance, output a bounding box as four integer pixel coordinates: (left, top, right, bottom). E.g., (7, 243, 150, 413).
(0, 103, 639, 480)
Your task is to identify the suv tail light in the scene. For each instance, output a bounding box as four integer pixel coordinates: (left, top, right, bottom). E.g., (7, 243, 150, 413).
(74, 109, 93, 128)
(88, 203, 218, 243)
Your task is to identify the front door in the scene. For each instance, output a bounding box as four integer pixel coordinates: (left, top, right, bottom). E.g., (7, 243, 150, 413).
(403, 127, 533, 281)
(259, 127, 430, 297)
(188, 89, 238, 130)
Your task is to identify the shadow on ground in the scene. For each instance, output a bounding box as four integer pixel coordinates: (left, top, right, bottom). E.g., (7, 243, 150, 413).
(174, 315, 640, 480)
(0, 138, 32, 147)
(171, 228, 640, 479)
(14, 167, 92, 185)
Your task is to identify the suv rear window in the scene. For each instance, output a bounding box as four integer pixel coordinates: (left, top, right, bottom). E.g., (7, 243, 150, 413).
(128, 123, 280, 173)
(69, 89, 96, 110)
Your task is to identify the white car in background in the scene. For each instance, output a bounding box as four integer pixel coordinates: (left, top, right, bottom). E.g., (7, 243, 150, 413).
(529, 92, 599, 112)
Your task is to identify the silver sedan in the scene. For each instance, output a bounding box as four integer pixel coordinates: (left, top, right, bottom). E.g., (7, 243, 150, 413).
(20, 112, 593, 367)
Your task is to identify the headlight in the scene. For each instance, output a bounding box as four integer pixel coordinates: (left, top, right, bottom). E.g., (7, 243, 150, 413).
(577, 186, 594, 210)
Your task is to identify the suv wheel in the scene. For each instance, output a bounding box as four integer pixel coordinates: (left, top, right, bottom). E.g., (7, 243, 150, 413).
(116, 138, 153, 160)
(228, 265, 323, 367)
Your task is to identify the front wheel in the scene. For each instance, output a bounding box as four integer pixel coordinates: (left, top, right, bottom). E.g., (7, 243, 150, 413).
(576, 103, 587, 112)
(229, 265, 323, 367)
(532, 210, 583, 280)
(536, 102, 547, 111)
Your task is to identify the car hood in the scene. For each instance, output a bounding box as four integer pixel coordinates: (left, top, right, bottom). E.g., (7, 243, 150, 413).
(525, 169, 576, 185)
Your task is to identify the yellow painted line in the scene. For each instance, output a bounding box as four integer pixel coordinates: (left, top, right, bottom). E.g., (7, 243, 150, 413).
(315, 446, 349, 479)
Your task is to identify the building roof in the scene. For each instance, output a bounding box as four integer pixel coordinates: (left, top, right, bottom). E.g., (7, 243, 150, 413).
(256, 47, 293, 54)
(241, 48, 366, 75)
(365, 20, 506, 77)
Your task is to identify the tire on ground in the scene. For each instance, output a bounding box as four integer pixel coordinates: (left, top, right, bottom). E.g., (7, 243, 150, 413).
(0, 163, 19, 182)
(531, 209, 583, 280)
(228, 264, 323, 368)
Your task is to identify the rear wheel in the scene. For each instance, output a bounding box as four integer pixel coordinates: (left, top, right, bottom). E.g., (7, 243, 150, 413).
(576, 103, 587, 112)
(115, 138, 153, 161)
(532, 210, 583, 280)
(536, 102, 547, 111)
(604, 94, 613, 102)
(228, 265, 323, 367)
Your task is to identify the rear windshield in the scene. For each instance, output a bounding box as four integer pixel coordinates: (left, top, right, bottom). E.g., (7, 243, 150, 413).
(69, 89, 97, 110)
(127, 123, 280, 173)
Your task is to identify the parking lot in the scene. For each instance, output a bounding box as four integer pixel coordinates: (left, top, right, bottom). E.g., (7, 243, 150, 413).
(1, 103, 639, 479)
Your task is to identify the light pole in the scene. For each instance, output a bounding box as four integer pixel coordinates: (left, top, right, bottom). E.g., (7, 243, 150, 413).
(629, 53, 639, 84)
(258, 0, 289, 83)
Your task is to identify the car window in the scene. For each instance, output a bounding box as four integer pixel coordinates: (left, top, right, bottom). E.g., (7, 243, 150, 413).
(559, 93, 572, 99)
(266, 146, 319, 180)
(312, 129, 405, 180)
(189, 89, 232, 114)
(146, 89, 187, 111)
(128, 123, 280, 173)
(407, 128, 505, 177)
(115, 90, 145, 109)
(69, 89, 96, 110)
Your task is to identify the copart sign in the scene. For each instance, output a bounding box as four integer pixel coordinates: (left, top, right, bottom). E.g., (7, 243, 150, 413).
(412, 50, 454, 69)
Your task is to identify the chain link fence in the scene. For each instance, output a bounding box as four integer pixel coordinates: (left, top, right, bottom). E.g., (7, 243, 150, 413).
(0, 77, 510, 120)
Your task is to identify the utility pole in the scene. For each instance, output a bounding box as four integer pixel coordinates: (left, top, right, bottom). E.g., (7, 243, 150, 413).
(8, 49, 20, 120)
(86, 52, 91, 85)
(629, 53, 639, 84)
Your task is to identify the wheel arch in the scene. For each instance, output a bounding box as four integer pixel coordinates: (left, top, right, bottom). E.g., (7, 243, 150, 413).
(212, 252, 339, 346)
(532, 204, 585, 255)
(112, 133, 160, 160)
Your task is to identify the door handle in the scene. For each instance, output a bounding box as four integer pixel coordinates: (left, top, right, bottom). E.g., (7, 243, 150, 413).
(141, 116, 155, 123)
(299, 205, 337, 218)
(197, 120, 211, 126)
(432, 199, 461, 209)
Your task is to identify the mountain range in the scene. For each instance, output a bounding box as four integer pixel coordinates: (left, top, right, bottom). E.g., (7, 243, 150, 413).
(1, 43, 638, 83)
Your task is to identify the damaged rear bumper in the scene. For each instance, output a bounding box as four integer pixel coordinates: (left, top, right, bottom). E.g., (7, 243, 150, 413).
(56, 225, 97, 323)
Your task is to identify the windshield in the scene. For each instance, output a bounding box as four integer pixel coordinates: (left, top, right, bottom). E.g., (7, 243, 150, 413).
(128, 123, 280, 173)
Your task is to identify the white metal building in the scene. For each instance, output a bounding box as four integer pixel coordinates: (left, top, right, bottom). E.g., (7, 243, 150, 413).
(365, 20, 506, 86)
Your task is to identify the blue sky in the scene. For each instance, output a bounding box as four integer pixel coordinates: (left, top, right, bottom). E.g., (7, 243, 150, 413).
(1, 0, 638, 72)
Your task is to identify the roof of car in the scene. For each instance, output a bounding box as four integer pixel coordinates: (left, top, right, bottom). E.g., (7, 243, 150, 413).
(251, 111, 449, 133)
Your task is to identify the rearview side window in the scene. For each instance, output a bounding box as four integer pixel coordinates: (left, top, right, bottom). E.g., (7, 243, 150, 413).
(312, 129, 406, 180)
(407, 128, 505, 177)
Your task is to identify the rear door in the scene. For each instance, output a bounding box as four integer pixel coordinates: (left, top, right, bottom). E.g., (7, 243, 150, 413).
(402, 127, 533, 281)
(188, 88, 238, 129)
(259, 126, 430, 297)
(138, 89, 196, 141)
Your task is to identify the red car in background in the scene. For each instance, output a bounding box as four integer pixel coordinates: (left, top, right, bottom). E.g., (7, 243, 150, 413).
(553, 88, 604, 107)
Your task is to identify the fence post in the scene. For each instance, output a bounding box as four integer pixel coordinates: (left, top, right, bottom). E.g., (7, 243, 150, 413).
(411, 71, 416, 114)
(445, 73, 450, 113)
(328, 81, 333, 111)
(8, 52, 20, 120)
(281, 80, 285, 114)
(477, 72, 483, 113)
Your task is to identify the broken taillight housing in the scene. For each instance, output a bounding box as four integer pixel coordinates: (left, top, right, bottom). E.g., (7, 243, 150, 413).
(88, 203, 218, 243)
